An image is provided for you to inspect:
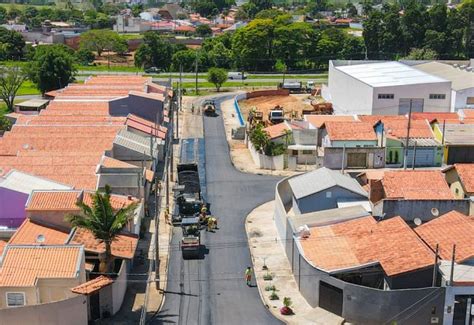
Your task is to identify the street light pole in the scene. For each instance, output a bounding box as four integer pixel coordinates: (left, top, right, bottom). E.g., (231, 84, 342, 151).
(403, 99, 413, 170)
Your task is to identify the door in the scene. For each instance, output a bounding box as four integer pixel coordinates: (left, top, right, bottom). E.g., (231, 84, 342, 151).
(347, 152, 367, 168)
(319, 281, 343, 316)
(399, 98, 424, 115)
(406, 148, 435, 167)
(90, 292, 100, 320)
(453, 295, 473, 325)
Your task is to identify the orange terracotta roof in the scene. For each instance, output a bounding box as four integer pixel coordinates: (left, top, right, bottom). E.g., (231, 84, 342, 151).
(85, 260, 95, 271)
(383, 119, 434, 139)
(8, 219, 70, 245)
(324, 121, 376, 141)
(69, 228, 138, 259)
(382, 171, 454, 200)
(415, 210, 474, 262)
(300, 216, 434, 276)
(129, 90, 165, 101)
(101, 156, 137, 169)
(71, 275, 113, 295)
(27, 190, 138, 211)
(175, 25, 196, 32)
(85, 75, 152, 85)
(411, 112, 460, 123)
(263, 123, 290, 139)
(0, 245, 82, 287)
(305, 115, 356, 128)
(126, 114, 166, 139)
(453, 164, 474, 193)
(0, 240, 6, 257)
(463, 109, 474, 118)
(357, 115, 406, 126)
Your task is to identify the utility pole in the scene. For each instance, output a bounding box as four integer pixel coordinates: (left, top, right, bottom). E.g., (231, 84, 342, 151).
(432, 244, 439, 287)
(194, 51, 199, 95)
(449, 244, 456, 286)
(403, 99, 413, 170)
(411, 140, 417, 170)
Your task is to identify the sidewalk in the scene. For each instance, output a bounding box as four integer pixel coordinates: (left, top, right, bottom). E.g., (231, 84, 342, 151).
(246, 201, 344, 325)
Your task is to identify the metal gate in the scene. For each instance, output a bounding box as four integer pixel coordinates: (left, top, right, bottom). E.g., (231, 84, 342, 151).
(448, 146, 474, 164)
(347, 153, 367, 168)
(319, 281, 343, 316)
(398, 98, 424, 115)
(406, 148, 435, 167)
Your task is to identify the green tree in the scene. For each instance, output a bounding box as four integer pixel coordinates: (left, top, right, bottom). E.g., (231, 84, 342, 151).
(341, 37, 366, 60)
(208, 42, 233, 69)
(0, 7, 7, 24)
(27, 44, 76, 95)
(380, 4, 403, 59)
(0, 116, 12, 133)
(249, 123, 269, 152)
(363, 10, 383, 58)
(346, 3, 358, 18)
(171, 49, 197, 72)
(207, 67, 228, 92)
(66, 185, 138, 273)
(403, 48, 438, 60)
(131, 4, 143, 17)
(196, 24, 212, 37)
(0, 66, 27, 112)
(255, 8, 282, 19)
(80, 29, 125, 57)
(75, 48, 95, 65)
(7, 6, 21, 20)
(0, 27, 25, 60)
(249, 0, 272, 13)
(401, 1, 428, 52)
(134, 32, 174, 71)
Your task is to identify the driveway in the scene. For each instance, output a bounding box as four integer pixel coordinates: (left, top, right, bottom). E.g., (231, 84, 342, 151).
(152, 96, 283, 324)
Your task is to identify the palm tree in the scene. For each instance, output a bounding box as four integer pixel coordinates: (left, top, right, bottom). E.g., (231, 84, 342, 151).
(66, 186, 138, 273)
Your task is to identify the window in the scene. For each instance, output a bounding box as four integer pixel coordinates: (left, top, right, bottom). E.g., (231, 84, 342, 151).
(326, 191, 332, 198)
(378, 94, 394, 99)
(467, 97, 474, 105)
(292, 150, 298, 155)
(6, 292, 25, 307)
(429, 94, 446, 100)
(302, 150, 313, 155)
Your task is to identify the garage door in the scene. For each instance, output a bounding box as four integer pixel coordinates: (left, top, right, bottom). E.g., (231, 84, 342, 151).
(347, 153, 367, 168)
(406, 148, 435, 167)
(399, 98, 424, 115)
(319, 281, 343, 316)
(448, 146, 474, 164)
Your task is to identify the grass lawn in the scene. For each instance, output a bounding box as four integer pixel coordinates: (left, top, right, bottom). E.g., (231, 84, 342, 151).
(0, 3, 53, 10)
(246, 74, 328, 80)
(0, 102, 9, 117)
(119, 34, 144, 40)
(17, 80, 40, 96)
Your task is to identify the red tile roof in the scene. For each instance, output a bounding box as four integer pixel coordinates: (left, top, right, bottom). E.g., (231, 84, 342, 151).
(305, 115, 356, 128)
(411, 112, 460, 123)
(8, 219, 70, 245)
(0, 240, 6, 257)
(453, 164, 474, 193)
(357, 115, 406, 126)
(101, 156, 138, 169)
(69, 228, 138, 259)
(0, 245, 82, 286)
(300, 216, 434, 276)
(415, 210, 474, 262)
(382, 171, 454, 200)
(263, 123, 291, 139)
(383, 119, 434, 139)
(71, 275, 113, 295)
(324, 121, 376, 141)
(126, 114, 166, 139)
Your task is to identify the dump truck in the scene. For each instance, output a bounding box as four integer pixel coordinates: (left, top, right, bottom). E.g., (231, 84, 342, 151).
(180, 216, 201, 258)
(174, 163, 204, 223)
(279, 81, 303, 93)
(268, 105, 285, 124)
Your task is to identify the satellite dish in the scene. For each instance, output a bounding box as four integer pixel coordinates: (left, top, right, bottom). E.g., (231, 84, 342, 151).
(431, 208, 440, 217)
(414, 218, 422, 226)
(36, 234, 45, 244)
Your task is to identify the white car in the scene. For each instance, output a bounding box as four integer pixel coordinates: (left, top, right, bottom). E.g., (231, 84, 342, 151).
(228, 72, 246, 80)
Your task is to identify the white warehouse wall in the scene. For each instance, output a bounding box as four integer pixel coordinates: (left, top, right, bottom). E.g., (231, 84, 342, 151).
(372, 82, 452, 115)
(328, 62, 374, 115)
(454, 87, 474, 111)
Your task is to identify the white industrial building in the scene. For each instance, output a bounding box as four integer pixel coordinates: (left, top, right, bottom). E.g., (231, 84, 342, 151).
(325, 60, 452, 115)
(412, 61, 474, 111)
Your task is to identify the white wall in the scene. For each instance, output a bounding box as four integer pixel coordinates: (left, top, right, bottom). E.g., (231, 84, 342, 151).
(112, 260, 128, 315)
(453, 87, 474, 111)
(328, 62, 374, 115)
(372, 82, 451, 115)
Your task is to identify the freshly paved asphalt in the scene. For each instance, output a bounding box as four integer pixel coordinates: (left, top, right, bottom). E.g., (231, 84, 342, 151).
(153, 97, 283, 324)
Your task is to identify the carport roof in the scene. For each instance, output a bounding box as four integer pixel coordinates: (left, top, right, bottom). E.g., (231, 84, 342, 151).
(288, 167, 368, 200)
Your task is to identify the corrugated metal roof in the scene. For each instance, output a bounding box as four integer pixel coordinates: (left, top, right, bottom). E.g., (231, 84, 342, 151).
(413, 62, 474, 91)
(114, 129, 157, 156)
(336, 61, 449, 87)
(288, 167, 368, 200)
(0, 170, 72, 194)
(399, 138, 441, 147)
(443, 123, 474, 145)
(289, 205, 370, 230)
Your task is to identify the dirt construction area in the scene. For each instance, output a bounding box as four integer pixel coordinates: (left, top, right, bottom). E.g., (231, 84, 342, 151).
(239, 94, 314, 122)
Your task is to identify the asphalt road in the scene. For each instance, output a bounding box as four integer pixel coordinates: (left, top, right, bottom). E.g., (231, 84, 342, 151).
(153, 97, 283, 324)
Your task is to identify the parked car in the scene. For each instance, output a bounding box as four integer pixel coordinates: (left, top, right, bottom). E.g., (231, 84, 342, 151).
(228, 72, 246, 80)
(145, 67, 161, 73)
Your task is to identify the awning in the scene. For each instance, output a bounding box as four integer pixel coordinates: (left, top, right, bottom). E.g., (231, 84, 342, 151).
(288, 144, 317, 151)
(71, 276, 113, 295)
(16, 99, 49, 108)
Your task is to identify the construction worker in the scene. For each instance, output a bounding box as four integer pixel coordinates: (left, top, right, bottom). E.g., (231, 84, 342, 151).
(206, 216, 217, 232)
(191, 104, 195, 114)
(245, 266, 252, 286)
(164, 207, 171, 225)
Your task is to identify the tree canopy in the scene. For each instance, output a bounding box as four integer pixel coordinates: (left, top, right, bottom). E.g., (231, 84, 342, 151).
(207, 67, 228, 92)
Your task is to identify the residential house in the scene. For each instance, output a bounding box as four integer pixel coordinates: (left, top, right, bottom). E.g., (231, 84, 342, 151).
(286, 121, 318, 165)
(0, 170, 71, 229)
(432, 122, 474, 164)
(25, 189, 142, 234)
(413, 61, 474, 111)
(287, 167, 368, 214)
(286, 214, 442, 323)
(320, 121, 384, 169)
(370, 116, 442, 167)
(0, 245, 86, 309)
(112, 128, 159, 170)
(303, 114, 357, 147)
(443, 164, 474, 214)
(158, 3, 186, 20)
(369, 170, 469, 220)
(414, 210, 474, 325)
(14, 99, 49, 115)
(125, 113, 166, 161)
(114, 15, 151, 33)
(326, 60, 452, 115)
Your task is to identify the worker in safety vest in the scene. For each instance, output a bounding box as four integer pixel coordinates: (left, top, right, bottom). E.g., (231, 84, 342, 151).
(245, 267, 252, 286)
(207, 216, 217, 232)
